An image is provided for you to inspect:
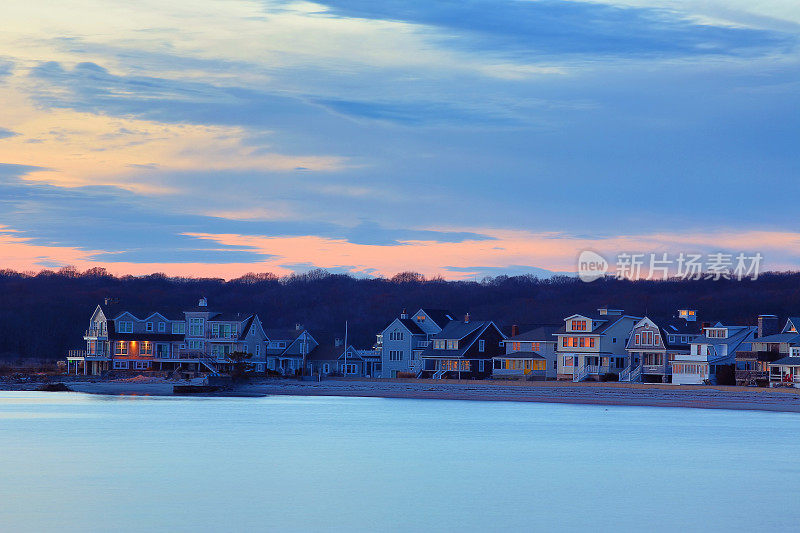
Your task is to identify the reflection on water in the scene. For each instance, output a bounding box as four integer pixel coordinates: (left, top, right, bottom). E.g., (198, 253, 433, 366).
(0, 391, 799, 532)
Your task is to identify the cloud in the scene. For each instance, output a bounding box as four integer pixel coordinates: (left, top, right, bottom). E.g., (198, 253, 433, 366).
(0, 128, 18, 139)
(308, 0, 794, 59)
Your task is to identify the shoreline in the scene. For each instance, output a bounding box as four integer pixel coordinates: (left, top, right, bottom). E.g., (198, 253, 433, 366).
(4, 377, 800, 413)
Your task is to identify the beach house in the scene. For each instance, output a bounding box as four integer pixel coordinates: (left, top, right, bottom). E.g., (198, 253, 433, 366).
(621, 312, 702, 383)
(738, 316, 800, 386)
(555, 308, 641, 381)
(419, 315, 505, 379)
(261, 326, 318, 376)
(672, 323, 756, 385)
(493, 325, 560, 380)
(378, 308, 454, 378)
(67, 297, 267, 376)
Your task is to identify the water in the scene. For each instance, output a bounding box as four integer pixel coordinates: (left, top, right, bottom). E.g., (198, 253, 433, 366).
(1, 392, 799, 532)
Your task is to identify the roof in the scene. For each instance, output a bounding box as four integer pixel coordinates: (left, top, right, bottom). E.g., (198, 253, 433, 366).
(418, 309, 454, 328)
(307, 344, 346, 362)
(507, 325, 560, 342)
(210, 312, 253, 322)
(555, 314, 640, 335)
(492, 351, 545, 360)
(238, 315, 256, 340)
(422, 320, 503, 359)
(264, 328, 304, 342)
(770, 356, 800, 367)
(750, 332, 800, 344)
(432, 320, 487, 341)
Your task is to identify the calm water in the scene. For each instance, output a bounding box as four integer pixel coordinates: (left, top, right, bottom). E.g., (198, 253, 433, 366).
(1, 392, 799, 532)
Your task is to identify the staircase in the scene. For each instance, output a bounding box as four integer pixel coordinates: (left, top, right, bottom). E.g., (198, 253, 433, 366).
(432, 369, 447, 379)
(198, 357, 220, 376)
(573, 365, 590, 382)
(619, 365, 642, 383)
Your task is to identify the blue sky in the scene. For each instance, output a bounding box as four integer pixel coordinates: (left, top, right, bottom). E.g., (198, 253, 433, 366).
(0, 0, 798, 278)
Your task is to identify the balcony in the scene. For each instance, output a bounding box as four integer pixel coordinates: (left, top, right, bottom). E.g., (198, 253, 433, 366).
(67, 350, 86, 359)
(84, 328, 107, 338)
(208, 333, 239, 340)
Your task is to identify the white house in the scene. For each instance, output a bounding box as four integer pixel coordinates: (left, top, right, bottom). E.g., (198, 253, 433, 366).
(672, 323, 756, 385)
(555, 308, 641, 381)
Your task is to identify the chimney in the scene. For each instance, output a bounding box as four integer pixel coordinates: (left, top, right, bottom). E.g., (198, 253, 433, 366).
(198, 297, 207, 307)
(758, 315, 779, 338)
(464, 313, 470, 323)
(511, 324, 519, 337)
(400, 308, 408, 319)
(335, 338, 343, 347)
(295, 323, 302, 331)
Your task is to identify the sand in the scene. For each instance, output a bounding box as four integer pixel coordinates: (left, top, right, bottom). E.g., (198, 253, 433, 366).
(4, 377, 800, 412)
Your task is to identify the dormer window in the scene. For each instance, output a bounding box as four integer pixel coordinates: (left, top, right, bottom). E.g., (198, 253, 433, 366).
(446, 340, 458, 350)
(146, 322, 153, 332)
(571, 320, 588, 331)
(433, 340, 446, 350)
(158, 322, 165, 333)
(706, 328, 727, 339)
(118, 321, 133, 333)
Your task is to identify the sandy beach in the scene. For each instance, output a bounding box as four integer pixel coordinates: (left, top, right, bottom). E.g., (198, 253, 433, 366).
(4, 377, 800, 412)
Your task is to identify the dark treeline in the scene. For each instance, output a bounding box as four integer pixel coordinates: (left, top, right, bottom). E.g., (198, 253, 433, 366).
(2, 267, 800, 361)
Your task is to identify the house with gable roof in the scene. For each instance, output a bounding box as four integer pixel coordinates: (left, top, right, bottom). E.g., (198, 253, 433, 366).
(554, 308, 641, 381)
(622, 310, 703, 383)
(66, 297, 267, 376)
(493, 324, 560, 380)
(419, 314, 505, 379)
(672, 322, 756, 385)
(737, 315, 800, 386)
(378, 308, 454, 378)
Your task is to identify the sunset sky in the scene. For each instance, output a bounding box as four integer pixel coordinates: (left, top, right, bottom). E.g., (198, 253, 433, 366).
(1, 0, 799, 279)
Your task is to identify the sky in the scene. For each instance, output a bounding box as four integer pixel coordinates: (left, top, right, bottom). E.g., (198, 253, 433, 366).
(0, 0, 799, 279)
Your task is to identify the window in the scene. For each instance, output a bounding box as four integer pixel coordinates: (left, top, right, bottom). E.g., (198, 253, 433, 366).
(530, 342, 540, 352)
(417, 315, 425, 322)
(113, 361, 129, 369)
(116, 341, 127, 355)
(614, 357, 625, 368)
(255, 345, 260, 356)
(172, 322, 186, 334)
(562, 337, 595, 348)
(135, 361, 149, 370)
(389, 350, 403, 361)
(189, 318, 204, 336)
(158, 322, 166, 333)
(441, 360, 470, 371)
(446, 340, 458, 350)
(188, 340, 203, 350)
(562, 356, 574, 367)
(389, 330, 405, 341)
(635, 333, 641, 344)
(141, 341, 152, 355)
(512, 342, 521, 351)
(323, 363, 330, 374)
(118, 321, 133, 333)
(146, 322, 153, 332)
(256, 364, 264, 372)
(478, 340, 485, 352)
(571, 320, 587, 331)
(479, 360, 484, 372)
